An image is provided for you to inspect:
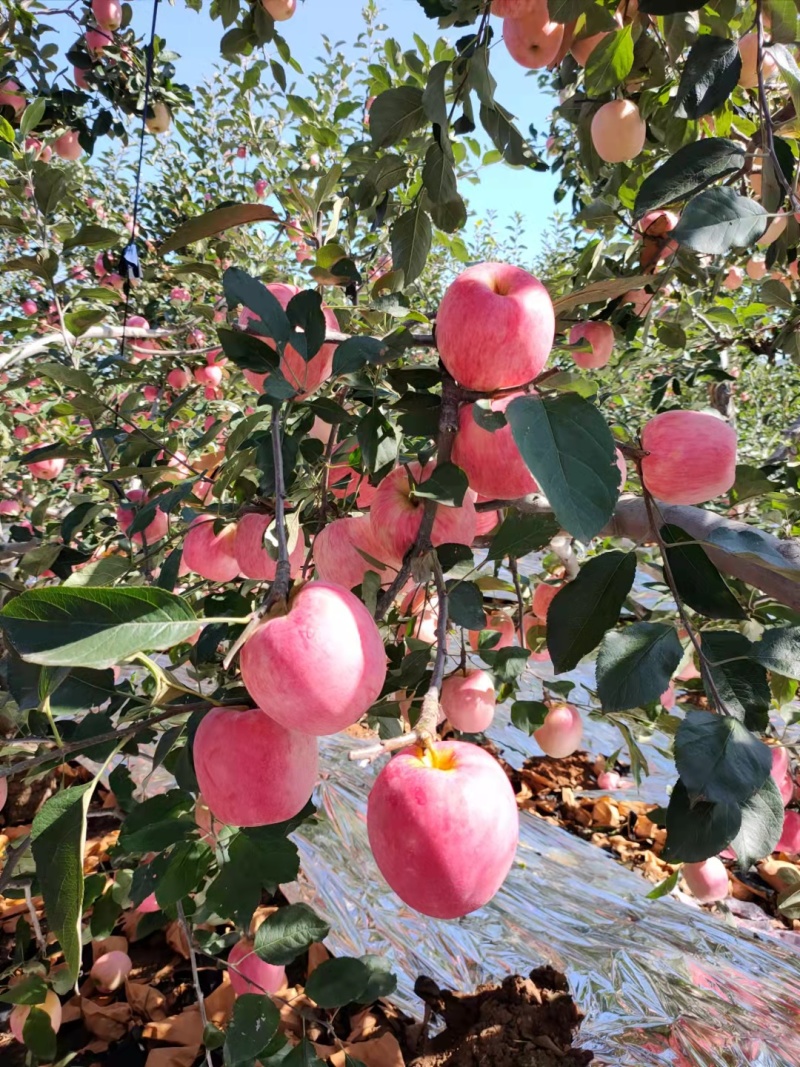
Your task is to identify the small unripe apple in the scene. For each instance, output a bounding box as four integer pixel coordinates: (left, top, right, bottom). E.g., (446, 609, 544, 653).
(240, 581, 387, 735)
(568, 320, 614, 369)
(91, 949, 132, 991)
(193, 706, 318, 826)
(367, 741, 519, 918)
(436, 262, 554, 392)
(534, 703, 583, 758)
(183, 517, 240, 582)
(640, 410, 737, 505)
(53, 130, 83, 161)
(591, 100, 646, 163)
(682, 857, 729, 903)
(228, 938, 286, 995)
(440, 670, 496, 733)
(10, 990, 62, 1043)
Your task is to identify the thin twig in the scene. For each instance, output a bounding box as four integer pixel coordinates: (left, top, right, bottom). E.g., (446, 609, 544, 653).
(509, 556, 525, 646)
(755, 0, 800, 212)
(177, 902, 214, 1067)
(25, 883, 47, 955)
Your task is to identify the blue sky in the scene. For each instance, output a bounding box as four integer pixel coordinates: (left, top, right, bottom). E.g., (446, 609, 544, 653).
(94, 0, 560, 250)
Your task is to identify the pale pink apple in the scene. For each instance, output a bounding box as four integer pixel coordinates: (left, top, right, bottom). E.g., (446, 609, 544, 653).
(228, 938, 286, 996)
(0, 776, 7, 812)
(451, 392, 539, 500)
(85, 27, 113, 53)
(239, 282, 338, 399)
(661, 683, 676, 709)
(399, 587, 440, 645)
(492, 0, 541, 14)
(440, 670, 496, 733)
(193, 706, 318, 826)
(167, 367, 192, 390)
(117, 489, 169, 545)
(92, 0, 122, 30)
(724, 266, 744, 290)
(503, 11, 564, 69)
(597, 770, 622, 790)
(21, 298, 37, 316)
(91, 950, 132, 992)
(240, 581, 387, 735)
(777, 809, 800, 854)
(369, 461, 477, 562)
(183, 516, 240, 582)
(591, 100, 646, 163)
(24, 455, 65, 480)
(468, 610, 516, 652)
(757, 213, 788, 247)
(738, 33, 777, 89)
(313, 514, 398, 589)
(0, 79, 25, 116)
(621, 288, 652, 315)
(640, 410, 737, 505)
(328, 449, 377, 507)
(136, 892, 160, 914)
(568, 321, 614, 369)
(367, 740, 519, 918)
(10, 991, 62, 1044)
(534, 703, 583, 758)
(170, 286, 191, 303)
(571, 24, 615, 66)
(770, 747, 793, 807)
(194, 365, 223, 387)
(261, 0, 296, 19)
(53, 130, 83, 160)
(234, 512, 305, 581)
(436, 262, 555, 392)
(532, 581, 562, 621)
(746, 256, 767, 280)
(682, 858, 729, 903)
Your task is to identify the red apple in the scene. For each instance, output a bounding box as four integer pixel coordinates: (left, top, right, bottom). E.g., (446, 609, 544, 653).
(399, 587, 440, 644)
(10, 991, 62, 1043)
(640, 410, 737, 505)
(91, 950, 132, 992)
(503, 11, 564, 69)
(568, 321, 614, 369)
(369, 461, 477, 562)
(534, 703, 582, 757)
(436, 262, 555, 392)
(0, 79, 25, 116)
(183, 517, 240, 582)
(746, 256, 767, 280)
(85, 27, 113, 54)
(193, 706, 318, 826)
(240, 581, 387, 735)
(451, 392, 538, 499)
(738, 33, 777, 89)
(367, 741, 519, 918)
(591, 100, 646, 163)
(532, 581, 562, 621)
(261, 0, 296, 19)
(234, 512, 306, 581)
(0, 776, 7, 812)
(92, 0, 122, 30)
(167, 367, 192, 390)
(117, 489, 169, 545)
(24, 454, 65, 480)
(682, 858, 729, 903)
(228, 938, 286, 995)
(53, 130, 83, 160)
(313, 514, 399, 589)
(492, 0, 540, 13)
(440, 670, 496, 733)
(777, 809, 800, 854)
(468, 610, 516, 652)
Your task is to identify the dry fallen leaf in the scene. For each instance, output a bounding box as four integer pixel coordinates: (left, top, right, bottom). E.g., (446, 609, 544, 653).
(143, 1007, 203, 1047)
(144, 1044, 200, 1067)
(82, 998, 132, 1041)
(204, 974, 235, 1027)
(328, 1033, 404, 1067)
(125, 980, 168, 1021)
(307, 942, 330, 977)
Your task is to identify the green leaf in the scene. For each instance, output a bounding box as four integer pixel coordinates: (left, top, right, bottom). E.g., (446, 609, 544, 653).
(253, 903, 330, 965)
(119, 791, 195, 853)
(63, 307, 108, 337)
(479, 103, 543, 169)
(547, 551, 636, 674)
(485, 512, 560, 562)
(305, 958, 370, 1009)
(370, 86, 427, 149)
(332, 335, 391, 375)
(674, 35, 741, 119)
(0, 115, 14, 143)
(750, 625, 800, 680)
(224, 994, 280, 1065)
(729, 777, 784, 868)
(663, 779, 740, 863)
(506, 394, 619, 543)
(765, 1, 798, 43)
(206, 830, 302, 928)
(20, 98, 46, 138)
(422, 59, 450, 128)
(772, 43, 800, 119)
(22, 1005, 58, 1061)
(31, 782, 95, 984)
(510, 699, 549, 734)
(584, 26, 634, 95)
(646, 868, 680, 899)
(358, 955, 397, 1002)
(479, 645, 530, 682)
(156, 840, 214, 908)
(390, 204, 432, 286)
(445, 580, 486, 629)
(160, 203, 280, 254)
(660, 525, 745, 620)
(0, 975, 48, 1005)
(281, 1038, 327, 1067)
(62, 224, 121, 252)
(218, 326, 279, 373)
(596, 623, 683, 711)
(703, 523, 800, 578)
(634, 138, 745, 219)
(223, 266, 291, 345)
(0, 586, 201, 669)
(422, 141, 458, 204)
(412, 462, 468, 507)
(701, 631, 770, 730)
(287, 290, 326, 361)
(675, 710, 771, 806)
(63, 555, 130, 588)
(671, 188, 768, 254)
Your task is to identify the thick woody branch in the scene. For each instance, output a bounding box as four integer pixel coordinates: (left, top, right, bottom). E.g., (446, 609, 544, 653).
(0, 325, 174, 372)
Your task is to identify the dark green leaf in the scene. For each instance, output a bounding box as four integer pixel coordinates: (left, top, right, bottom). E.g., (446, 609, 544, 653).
(596, 623, 683, 711)
(156, 840, 214, 908)
(671, 189, 768, 254)
(357, 955, 397, 1001)
(478, 645, 530, 681)
(701, 631, 770, 730)
(119, 791, 195, 853)
(160, 203, 280, 254)
(0, 586, 201, 669)
(675, 709, 771, 805)
(31, 783, 95, 984)
(254, 903, 330, 965)
(750, 625, 800, 680)
(281, 1038, 327, 1067)
(479, 103, 543, 169)
(287, 290, 326, 361)
(640, 0, 705, 12)
(332, 335, 391, 375)
(663, 779, 740, 863)
(390, 205, 432, 286)
(510, 699, 549, 734)
(0, 975, 48, 1005)
(422, 141, 458, 204)
(660, 525, 745, 620)
(218, 326, 279, 373)
(674, 36, 742, 119)
(506, 394, 619, 543)
(305, 958, 370, 1009)
(445, 580, 486, 629)
(729, 777, 784, 868)
(23, 1005, 58, 1062)
(369, 87, 427, 149)
(224, 994, 280, 1065)
(412, 462, 468, 507)
(223, 266, 291, 345)
(547, 551, 636, 674)
(63, 224, 121, 252)
(485, 511, 560, 561)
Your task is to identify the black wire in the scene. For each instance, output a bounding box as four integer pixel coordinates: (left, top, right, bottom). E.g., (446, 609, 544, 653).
(117, 0, 160, 363)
